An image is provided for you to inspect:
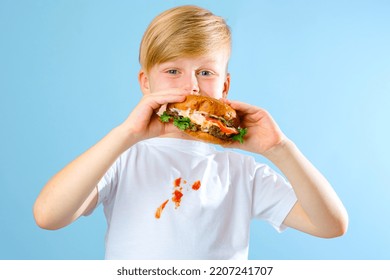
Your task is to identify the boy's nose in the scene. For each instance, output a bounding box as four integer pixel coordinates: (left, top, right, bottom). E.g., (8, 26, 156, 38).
(183, 73, 200, 95)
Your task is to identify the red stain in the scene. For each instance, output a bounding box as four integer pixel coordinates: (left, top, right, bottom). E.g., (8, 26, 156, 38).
(154, 177, 202, 218)
(155, 199, 169, 219)
(192, 180, 201, 191)
(172, 177, 184, 208)
(174, 177, 181, 187)
(172, 189, 183, 208)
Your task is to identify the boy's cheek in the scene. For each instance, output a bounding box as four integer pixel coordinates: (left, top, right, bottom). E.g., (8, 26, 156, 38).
(149, 78, 176, 93)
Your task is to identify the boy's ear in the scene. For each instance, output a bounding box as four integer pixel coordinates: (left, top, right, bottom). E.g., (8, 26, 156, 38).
(222, 73, 231, 98)
(138, 70, 150, 95)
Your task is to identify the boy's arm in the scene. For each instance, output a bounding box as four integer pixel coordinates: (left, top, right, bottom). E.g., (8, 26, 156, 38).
(33, 126, 138, 230)
(34, 89, 187, 230)
(264, 139, 348, 237)
(224, 100, 348, 238)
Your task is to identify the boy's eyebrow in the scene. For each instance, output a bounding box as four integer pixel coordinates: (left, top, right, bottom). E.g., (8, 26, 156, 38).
(156, 56, 229, 72)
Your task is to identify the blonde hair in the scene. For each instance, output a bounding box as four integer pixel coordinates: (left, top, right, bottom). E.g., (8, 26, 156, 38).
(139, 5, 231, 73)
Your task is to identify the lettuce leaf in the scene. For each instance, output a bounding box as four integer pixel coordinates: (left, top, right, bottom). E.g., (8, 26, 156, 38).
(173, 116, 191, 131)
(160, 111, 172, 123)
(160, 112, 191, 131)
(231, 127, 248, 144)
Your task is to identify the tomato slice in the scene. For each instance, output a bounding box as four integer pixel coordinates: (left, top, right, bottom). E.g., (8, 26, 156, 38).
(206, 117, 238, 135)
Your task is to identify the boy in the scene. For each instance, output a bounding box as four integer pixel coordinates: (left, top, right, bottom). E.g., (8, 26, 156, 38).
(33, 5, 348, 259)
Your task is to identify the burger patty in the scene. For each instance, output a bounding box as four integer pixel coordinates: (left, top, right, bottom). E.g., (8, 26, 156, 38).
(208, 126, 232, 141)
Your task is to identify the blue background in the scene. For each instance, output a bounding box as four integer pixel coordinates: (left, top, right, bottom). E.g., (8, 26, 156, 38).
(1, 0, 389, 259)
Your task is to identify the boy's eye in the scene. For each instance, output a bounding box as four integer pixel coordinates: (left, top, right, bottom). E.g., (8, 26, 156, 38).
(167, 69, 178, 75)
(198, 70, 213, 76)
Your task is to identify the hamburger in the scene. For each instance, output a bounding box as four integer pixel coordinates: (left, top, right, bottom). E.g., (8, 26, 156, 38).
(159, 95, 247, 145)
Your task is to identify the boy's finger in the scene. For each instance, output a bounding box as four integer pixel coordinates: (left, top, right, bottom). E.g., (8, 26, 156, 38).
(227, 100, 266, 115)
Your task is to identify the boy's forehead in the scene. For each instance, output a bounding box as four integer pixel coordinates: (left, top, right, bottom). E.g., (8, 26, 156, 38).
(162, 51, 230, 66)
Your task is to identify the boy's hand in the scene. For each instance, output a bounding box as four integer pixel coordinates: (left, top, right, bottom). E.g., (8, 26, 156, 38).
(222, 99, 287, 156)
(121, 89, 187, 143)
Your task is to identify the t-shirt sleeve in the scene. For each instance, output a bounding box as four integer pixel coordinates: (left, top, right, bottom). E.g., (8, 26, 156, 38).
(83, 156, 120, 216)
(97, 163, 118, 205)
(251, 163, 297, 232)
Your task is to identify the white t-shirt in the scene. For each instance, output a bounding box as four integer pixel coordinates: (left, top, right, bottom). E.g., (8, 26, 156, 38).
(94, 137, 297, 260)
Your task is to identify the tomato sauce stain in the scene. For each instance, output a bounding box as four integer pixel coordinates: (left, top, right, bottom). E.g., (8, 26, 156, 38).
(192, 180, 201, 190)
(172, 189, 183, 208)
(174, 177, 181, 187)
(155, 177, 202, 219)
(155, 199, 169, 219)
